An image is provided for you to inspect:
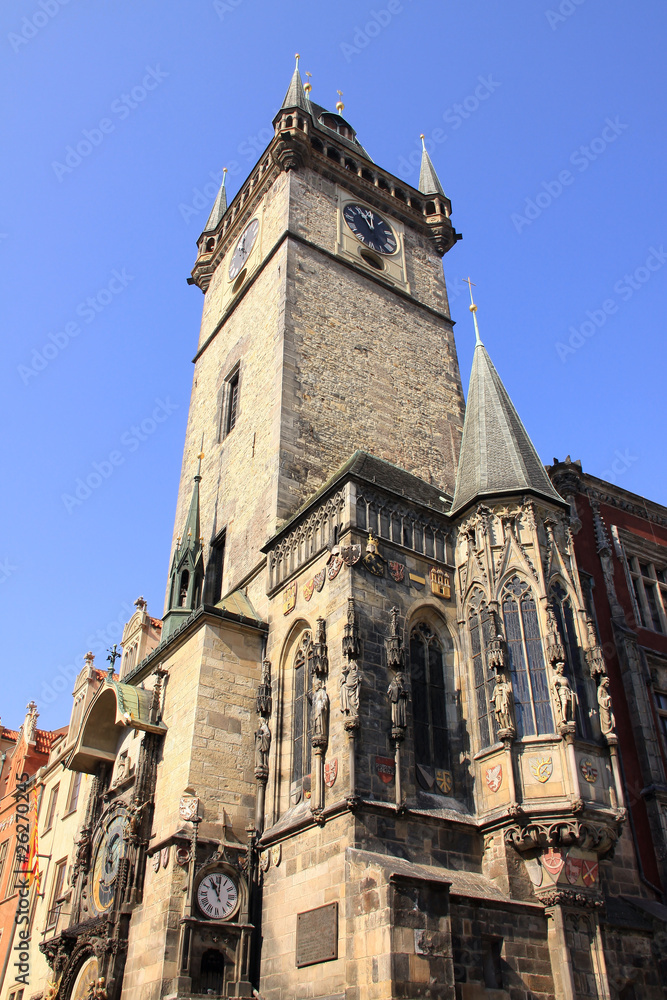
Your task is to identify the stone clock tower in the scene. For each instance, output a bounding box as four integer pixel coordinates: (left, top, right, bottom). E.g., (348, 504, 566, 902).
(45, 59, 664, 1000)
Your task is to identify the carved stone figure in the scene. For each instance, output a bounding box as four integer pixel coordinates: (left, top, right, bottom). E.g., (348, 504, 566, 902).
(387, 672, 408, 731)
(552, 661, 576, 726)
(340, 662, 361, 716)
(254, 717, 272, 769)
(597, 675, 616, 735)
(310, 677, 330, 742)
(492, 675, 514, 732)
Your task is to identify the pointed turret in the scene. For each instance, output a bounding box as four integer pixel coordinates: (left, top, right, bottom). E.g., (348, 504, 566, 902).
(280, 53, 310, 114)
(163, 448, 205, 640)
(418, 135, 445, 196)
(204, 168, 227, 233)
(451, 287, 564, 515)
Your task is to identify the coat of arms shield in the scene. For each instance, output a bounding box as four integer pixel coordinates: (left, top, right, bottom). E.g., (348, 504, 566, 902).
(283, 580, 297, 615)
(542, 847, 565, 877)
(389, 561, 405, 583)
(327, 555, 343, 581)
(579, 758, 598, 783)
(363, 534, 385, 577)
(340, 544, 361, 566)
(375, 756, 395, 784)
(582, 860, 599, 886)
(324, 759, 338, 787)
(313, 569, 326, 592)
(303, 578, 315, 602)
(485, 763, 502, 793)
(529, 755, 553, 783)
(435, 769, 453, 795)
(565, 856, 583, 885)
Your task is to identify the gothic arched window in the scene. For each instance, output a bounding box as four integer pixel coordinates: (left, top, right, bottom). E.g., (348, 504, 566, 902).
(291, 631, 313, 796)
(409, 623, 452, 772)
(468, 596, 497, 748)
(178, 570, 190, 607)
(502, 576, 553, 737)
(550, 582, 590, 737)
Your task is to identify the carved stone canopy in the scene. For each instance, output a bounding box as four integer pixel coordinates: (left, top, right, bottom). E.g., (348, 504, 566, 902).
(504, 815, 622, 858)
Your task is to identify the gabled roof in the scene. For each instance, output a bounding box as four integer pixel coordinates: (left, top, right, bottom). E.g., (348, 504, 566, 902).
(451, 341, 565, 515)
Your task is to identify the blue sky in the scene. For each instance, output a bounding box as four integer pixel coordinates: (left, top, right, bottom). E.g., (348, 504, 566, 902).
(1, 0, 665, 730)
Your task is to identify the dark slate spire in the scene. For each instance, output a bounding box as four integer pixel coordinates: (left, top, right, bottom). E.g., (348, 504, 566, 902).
(163, 446, 205, 639)
(280, 53, 310, 113)
(204, 168, 227, 233)
(451, 290, 564, 515)
(418, 135, 445, 196)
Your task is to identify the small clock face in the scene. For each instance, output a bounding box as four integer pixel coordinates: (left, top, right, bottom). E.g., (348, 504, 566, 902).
(228, 218, 259, 280)
(343, 204, 397, 255)
(92, 814, 127, 913)
(196, 871, 239, 920)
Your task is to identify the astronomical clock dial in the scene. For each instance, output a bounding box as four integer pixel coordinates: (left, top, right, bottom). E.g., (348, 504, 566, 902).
(228, 218, 259, 280)
(196, 871, 239, 920)
(91, 813, 127, 914)
(70, 957, 100, 1000)
(342, 204, 397, 255)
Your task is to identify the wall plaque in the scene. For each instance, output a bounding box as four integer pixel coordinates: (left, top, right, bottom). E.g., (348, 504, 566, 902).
(296, 902, 338, 968)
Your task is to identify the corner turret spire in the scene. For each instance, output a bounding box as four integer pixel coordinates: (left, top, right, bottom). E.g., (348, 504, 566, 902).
(451, 293, 564, 515)
(204, 168, 227, 233)
(280, 53, 310, 114)
(163, 443, 205, 639)
(418, 135, 445, 196)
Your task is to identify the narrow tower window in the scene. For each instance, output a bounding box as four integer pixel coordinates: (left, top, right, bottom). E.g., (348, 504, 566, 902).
(205, 530, 226, 605)
(291, 632, 313, 798)
(409, 623, 452, 773)
(469, 598, 497, 749)
(502, 576, 553, 737)
(179, 570, 190, 607)
(225, 369, 240, 436)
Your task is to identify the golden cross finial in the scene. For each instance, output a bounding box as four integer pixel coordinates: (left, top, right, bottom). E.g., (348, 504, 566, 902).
(336, 89, 344, 114)
(420, 133, 426, 150)
(305, 71, 312, 95)
(462, 277, 482, 346)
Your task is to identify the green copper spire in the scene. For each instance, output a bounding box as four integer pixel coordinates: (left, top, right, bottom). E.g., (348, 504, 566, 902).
(418, 135, 445, 196)
(163, 445, 205, 640)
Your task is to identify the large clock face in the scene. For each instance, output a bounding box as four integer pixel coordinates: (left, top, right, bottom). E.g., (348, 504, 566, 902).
(196, 871, 239, 920)
(92, 813, 127, 914)
(228, 218, 259, 280)
(71, 957, 99, 1000)
(343, 204, 397, 255)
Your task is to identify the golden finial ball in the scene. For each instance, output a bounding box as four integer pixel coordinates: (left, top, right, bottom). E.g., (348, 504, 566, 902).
(469, 304, 477, 313)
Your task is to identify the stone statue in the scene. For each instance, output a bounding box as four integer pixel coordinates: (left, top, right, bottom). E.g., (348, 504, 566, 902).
(597, 675, 616, 735)
(552, 661, 576, 726)
(491, 675, 514, 732)
(254, 718, 272, 769)
(340, 662, 361, 716)
(387, 672, 408, 731)
(310, 677, 330, 742)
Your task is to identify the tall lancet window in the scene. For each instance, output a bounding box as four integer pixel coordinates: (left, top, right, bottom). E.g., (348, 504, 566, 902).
(550, 582, 590, 737)
(291, 631, 313, 798)
(502, 576, 553, 737)
(409, 623, 452, 772)
(468, 595, 497, 748)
